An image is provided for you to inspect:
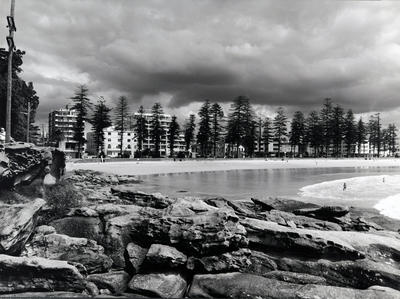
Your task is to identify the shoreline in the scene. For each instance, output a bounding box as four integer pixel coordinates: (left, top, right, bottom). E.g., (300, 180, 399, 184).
(67, 158, 400, 176)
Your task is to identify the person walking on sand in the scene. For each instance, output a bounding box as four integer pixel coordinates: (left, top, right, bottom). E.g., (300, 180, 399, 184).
(343, 182, 347, 191)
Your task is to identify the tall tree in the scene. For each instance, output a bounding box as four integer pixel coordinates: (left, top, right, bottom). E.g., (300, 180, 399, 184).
(368, 114, 381, 156)
(135, 105, 148, 155)
(356, 117, 367, 156)
(184, 114, 196, 154)
(49, 128, 64, 148)
(320, 98, 333, 157)
(226, 96, 253, 157)
(0, 49, 40, 141)
(344, 109, 356, 157)
(91, 97, 112, 155)
(387, 124, 397, 156)
(197, 100, 212, 157)
(262, 117, 273, 156)
(305, 111, 323, 157)
(210, 103, 224, 157)
(114, 96, 130, 157)
(289, 111, 305, 156)
(150, 102, 164, 157)
(168, 115, 180, 157)
(273, 107, 288, 158)
(71, 85, 92, 158)
(331, 105, 344, 157)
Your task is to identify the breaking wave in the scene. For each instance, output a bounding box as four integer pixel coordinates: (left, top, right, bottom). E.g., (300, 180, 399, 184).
(299, 175, 400, 220)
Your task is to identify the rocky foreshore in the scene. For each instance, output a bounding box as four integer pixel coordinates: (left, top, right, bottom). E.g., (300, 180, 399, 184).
(1, 169, 400, 298)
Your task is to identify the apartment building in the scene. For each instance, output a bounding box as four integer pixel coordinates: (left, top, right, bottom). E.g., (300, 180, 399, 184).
(133, 112, 185, 157)
(48, 106, 81, 158)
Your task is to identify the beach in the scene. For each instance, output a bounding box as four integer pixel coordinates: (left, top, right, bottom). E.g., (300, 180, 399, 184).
(67, 158, 400, 176)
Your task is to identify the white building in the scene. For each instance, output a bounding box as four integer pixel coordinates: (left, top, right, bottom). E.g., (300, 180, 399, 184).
(104, 126, 137, 157)
(133, 112, 185, 157)
(48, 107, 82, 158)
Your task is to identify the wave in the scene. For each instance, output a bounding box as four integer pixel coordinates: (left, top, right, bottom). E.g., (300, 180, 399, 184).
(299, 174, 400, 219)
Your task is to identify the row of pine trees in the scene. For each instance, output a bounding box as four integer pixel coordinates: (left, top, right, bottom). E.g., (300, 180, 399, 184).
(58, 85, 398, 158)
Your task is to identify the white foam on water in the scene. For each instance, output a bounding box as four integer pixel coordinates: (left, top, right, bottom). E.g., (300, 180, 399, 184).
(374, 194, 400, 220)
(299, 174, 400, 219)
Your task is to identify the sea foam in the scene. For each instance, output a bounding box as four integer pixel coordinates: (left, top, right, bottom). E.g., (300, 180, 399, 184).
(299, 174, 400, 219)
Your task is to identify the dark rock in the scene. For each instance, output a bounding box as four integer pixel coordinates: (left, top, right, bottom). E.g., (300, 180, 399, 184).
(263, 270, 327, 285)
(128, 273, 187, 298)
(0, 198, 45, 254)
(130, 208, 248, 256)
(21, 226, 113, 274)
(145, 244, 187, 269)
(188, 272, 400, 299)
(85, 281, 100, 296)
(110, 186, 173, 208)
(0, 254, 85, 294)
(251, 197, 320, 212)
(293, 205, 350, 219)
(125, 242, 148, 274)
(264, 252, 400, 290)
(50, 216, 104, 244)
(241, 218, 364, 260)
(262, 209, 342, 231)
(187, 249, 251, 273)
(88, 271, 130, 294)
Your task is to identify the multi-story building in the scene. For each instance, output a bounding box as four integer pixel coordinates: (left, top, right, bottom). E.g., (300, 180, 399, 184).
(48, 106, 81, 158)
(133, 111, 185, 157)
(86, 126, 137, 157)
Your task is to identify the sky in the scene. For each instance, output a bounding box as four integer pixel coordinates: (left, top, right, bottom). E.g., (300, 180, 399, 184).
(1, 0, 400, 127)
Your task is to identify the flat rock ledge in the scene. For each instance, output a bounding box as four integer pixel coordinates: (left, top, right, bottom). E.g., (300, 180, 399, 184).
(1, 169, 400, 298)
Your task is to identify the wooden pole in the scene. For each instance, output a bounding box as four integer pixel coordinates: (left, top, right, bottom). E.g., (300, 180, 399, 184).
(5, 0, 15, 143)
(26, 100, 30, 143)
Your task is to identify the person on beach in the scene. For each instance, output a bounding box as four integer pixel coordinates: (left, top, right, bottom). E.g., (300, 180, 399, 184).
(343, 182, 347, 191)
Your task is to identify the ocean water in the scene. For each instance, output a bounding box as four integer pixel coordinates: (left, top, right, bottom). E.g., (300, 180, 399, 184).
(137, 166, 400, 219)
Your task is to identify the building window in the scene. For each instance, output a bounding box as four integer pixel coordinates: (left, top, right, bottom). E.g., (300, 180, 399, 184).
(108, 144, 111, 149)
(108, 132, 111, 136)
(108, 139, 111, 142)
(127, 139, 131, 142)
(127, 133, 131, 136)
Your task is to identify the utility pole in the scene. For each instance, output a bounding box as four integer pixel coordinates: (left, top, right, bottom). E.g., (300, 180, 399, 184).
(26, 100, 30, 143)
(5, 0, 16, 143)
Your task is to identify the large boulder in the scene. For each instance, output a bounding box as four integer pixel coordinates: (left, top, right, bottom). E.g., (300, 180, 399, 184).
(293, 205, 350, 219)
(0, 198, 45, 254)
(110, 186, 173, 208)
(263, 270, 327, 285)
(125, 242, 148, 274)
(130, 208, 248, 256)
(188, 272, 400, 299)
(128, 273, 187, 298)
(144, 244, 187, 269)
(241, 218, 400, 262)
(187, 249, 252, 273)
(21, 226, 113, 274)
(87, 271, 130, 294)
(0, 254, 85, 294)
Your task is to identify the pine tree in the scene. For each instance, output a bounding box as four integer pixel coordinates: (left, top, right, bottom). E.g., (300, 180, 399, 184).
(289, 111, 305, 156)
(343, 109, 356, 157)
(114, 96, 130, 157)
(197, 100, 211, 157)
(168, 115, 180, 157)
(49, 128, 64, 148)
(150, 102, 164, 157)
(305, 111, 323, 157)
(71, 85, 92, 158)
(210, 103, 224, 157)
(387, 124, 397, 156)
(262, 117, 273, 156)
(184, 114, 196, 154)
(135, 105, 148, 155)
(320, 98, 333, 157)
(91, 97, 112, 155)
(331, 105, 344, 157)
(273, 107, 288, 158)
(356, 117, 367, 156)
(226, 96, 253, 157)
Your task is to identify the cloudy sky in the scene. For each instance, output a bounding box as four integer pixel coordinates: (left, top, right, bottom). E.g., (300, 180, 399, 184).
(1, 0, 400, 126)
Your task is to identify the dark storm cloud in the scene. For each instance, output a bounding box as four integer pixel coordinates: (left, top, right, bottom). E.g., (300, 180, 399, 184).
(1, 0, 400, 123)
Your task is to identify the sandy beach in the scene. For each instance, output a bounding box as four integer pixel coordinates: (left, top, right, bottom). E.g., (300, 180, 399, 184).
(67, 158, 400, 176)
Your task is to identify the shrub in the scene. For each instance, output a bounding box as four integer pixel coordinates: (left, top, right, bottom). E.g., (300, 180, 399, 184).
(44, 180, 81, 219)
